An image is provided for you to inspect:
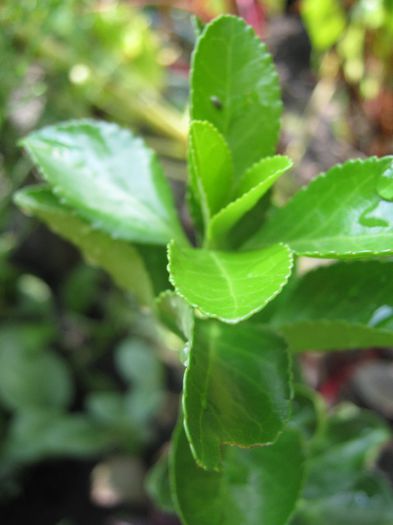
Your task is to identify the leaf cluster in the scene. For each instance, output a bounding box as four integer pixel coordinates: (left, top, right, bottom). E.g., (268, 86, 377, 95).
(14, 15, 393, 524)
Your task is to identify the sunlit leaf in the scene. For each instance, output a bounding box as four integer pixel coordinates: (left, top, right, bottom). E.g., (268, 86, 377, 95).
(246, 157, 393, 258)
(191, 16, 282, 176)
(21, 119, 186, 245)
(168, 241, 293, 323)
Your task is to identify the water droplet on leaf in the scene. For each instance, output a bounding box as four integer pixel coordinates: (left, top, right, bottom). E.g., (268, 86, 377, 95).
(369, 305, 393, 328)
(377, 163, 393, 201)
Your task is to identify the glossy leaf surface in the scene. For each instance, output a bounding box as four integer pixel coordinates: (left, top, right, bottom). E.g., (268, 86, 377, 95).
(183, 320, 291, 470)
(188, 120, 233, 225)
(272, 261, 393, 351)
(207, 156, 292, 247)
(21, 119, 185, 245)
(246, 157, 393, 258)
(168, 241, 293, 323)
(171, 423, 305, 525)
(15, 186, 154, 306)
(191, 16, 282, 176)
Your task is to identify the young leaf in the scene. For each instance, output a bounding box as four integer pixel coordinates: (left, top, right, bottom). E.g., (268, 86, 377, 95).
(168, 241, 293, 323)
(246, 157, 393, 258)
(21, 119, 186, 246)
(14, 186, 154, 306)
(171, 422, 305, 525)
(191, 15, 282, 176)
(272, 261, 393, 351)
(183, 320, 291, 471)
(188, 120, 233, 226)
(207, 156, 292, 248)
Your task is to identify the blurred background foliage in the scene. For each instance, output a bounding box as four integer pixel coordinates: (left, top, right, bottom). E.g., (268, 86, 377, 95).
(0, 1, 392, 524)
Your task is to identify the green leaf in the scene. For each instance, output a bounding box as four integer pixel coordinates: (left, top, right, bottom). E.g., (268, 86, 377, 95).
(305, 404, 389, 498)
(171, 422, 305, 525)
(85, 391, 148, 448)
(138, 244, 172, 297)
(191, 16, 282, 176)
(183, 320, 291, 470)
(293, 472, 393, 525)
(246, 157, 393, 258)
(292, 404, 392, 525)
(272, 261, 393, 351)
(278, 320, 393, 353)
(14, 186, 154, 306)
(207, 156, 292, 248)
(168, 241, 293, 323)
(4, 410, 112, 463)
(115, 339, 164, 424)
(0, 332, 72, 412)
(289, 385, 326, 443)
(146, 452, 176, 513)
(188, 121, 233, 226)
(155, 291, 194, 342)
(21, 119, 185, 245)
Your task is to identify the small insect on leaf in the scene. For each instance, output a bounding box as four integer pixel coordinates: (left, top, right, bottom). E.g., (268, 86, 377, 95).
(210, 96, 223, 110)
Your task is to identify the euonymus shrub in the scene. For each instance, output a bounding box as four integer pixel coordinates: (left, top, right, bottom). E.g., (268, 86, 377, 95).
(15, 15, 393, 525)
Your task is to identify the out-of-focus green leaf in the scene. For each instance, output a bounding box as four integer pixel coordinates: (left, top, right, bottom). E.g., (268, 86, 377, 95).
(115, 339, 164, 424)
(183, 320, 291, 470)
(3, 410, 112, 463)
(0, 323, 54, 354)
(246, 157, 393, 258)
(292, 472, 393, 525)
(191, 16, 282, 176)
(146, 451, 175, 513)
(85, 391, 148, 448)
(305, 404, 390, 497)
(168, 241, 293, 323)
(21, 120, 185, 245)
(289, 385, 326, 443)
(301, 0, 346, 50)
(292, 404, 392, 525)
(0, 332, 72, 411)
(272, 261, 393, 351)
(14, 185, 154, 306)
(171, 423, 305, 525)
(61, 264, 101, 314)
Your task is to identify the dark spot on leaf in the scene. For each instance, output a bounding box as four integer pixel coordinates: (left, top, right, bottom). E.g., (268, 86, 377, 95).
(210, 96, 223, 110)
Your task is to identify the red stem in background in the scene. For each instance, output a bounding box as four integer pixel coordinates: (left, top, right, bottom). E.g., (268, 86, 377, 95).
(235, 0, 266, 37)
